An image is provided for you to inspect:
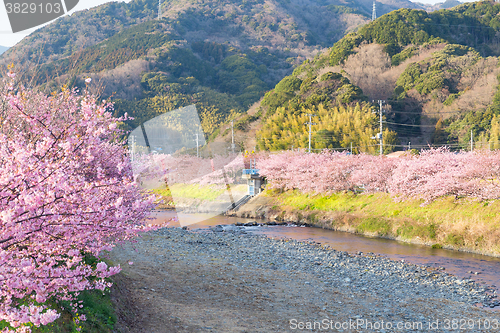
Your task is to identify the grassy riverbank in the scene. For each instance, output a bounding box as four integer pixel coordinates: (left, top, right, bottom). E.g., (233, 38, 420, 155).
(153, 183, 247, 210)
(151, 183, 500, 256)
(257, 190, 500, 257)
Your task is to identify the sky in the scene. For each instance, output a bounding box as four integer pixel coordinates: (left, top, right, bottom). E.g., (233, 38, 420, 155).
(0, 0, 131, 47)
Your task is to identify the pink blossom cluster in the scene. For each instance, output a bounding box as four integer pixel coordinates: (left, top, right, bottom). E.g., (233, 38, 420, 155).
(0, 78, 155, 331)
(389, 149, 500, 203)
(256, 151, 394, 194)
(132, 153, 244, 189)
(193, 154, 244, 188)
(257, 149, 500, 204)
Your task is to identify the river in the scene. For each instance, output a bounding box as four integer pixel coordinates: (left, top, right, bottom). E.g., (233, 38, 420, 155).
(151, 211, 500, 299)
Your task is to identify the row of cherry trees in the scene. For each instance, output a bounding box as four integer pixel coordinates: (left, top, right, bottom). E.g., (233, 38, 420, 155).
(257, 149, 500, 203)
(0, 75, 155, 332)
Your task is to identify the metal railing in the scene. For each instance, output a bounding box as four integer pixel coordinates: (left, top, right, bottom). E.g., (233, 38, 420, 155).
(242, 169, 259, 175)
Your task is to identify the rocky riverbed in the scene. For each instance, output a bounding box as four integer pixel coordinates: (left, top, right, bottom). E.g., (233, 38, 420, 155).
(110, 226, 500, 332)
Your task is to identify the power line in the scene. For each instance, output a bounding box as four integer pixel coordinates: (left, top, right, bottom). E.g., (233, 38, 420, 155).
(388, 110, 466, 115)
(277, 140, 485, 152)
(386, 143, 463, 147)
(257, 139, 478, 152)
(296, 142, 474, 152)
(256, 116, 490, 150)
(257, 122, 437, 139)
(384, 121, 437, 128)
(406, 21, 500, 31)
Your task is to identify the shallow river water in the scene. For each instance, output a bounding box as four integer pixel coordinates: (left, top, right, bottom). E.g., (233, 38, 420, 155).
(151, 211, 500, 296)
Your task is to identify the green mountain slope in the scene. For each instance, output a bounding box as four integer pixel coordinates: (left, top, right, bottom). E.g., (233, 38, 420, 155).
(1, 0, 157, 66)
(258, 2, 500, 152)
(1, 0, 422, 66)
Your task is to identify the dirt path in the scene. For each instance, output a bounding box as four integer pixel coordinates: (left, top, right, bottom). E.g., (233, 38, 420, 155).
(109, 229, 500, 333)
(110, 233, 338, 332)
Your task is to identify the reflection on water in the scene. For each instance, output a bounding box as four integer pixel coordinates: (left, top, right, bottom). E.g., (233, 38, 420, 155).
(150, 210, 255, 228)
(151, 211, 500, 293)
(251, 226, 500, 290)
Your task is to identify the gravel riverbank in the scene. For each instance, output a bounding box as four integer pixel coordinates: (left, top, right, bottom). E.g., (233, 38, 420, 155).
(110, 226, 500, 332)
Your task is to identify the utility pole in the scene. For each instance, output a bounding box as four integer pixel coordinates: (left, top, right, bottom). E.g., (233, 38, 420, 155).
(231, 120, 235, 154)
(195, 133, 200, 158)
(158, 0, 162, 19)
(304, 113, 317, 153)
(379, 100, 384, 155)
(350, 142, 352, 154)
(371, 100, 384, 155)
(372, 1, 377, 21)
(471, 129, 473, 151)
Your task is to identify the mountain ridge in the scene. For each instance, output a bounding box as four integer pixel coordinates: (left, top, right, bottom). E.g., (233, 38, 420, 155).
(0, 0, 423, 140)
(1, 0, 488, 152)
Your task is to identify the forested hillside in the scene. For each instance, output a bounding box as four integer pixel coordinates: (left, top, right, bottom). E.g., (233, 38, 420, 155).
(259, 2, 500, 152)
(5, 0, 493, 152)
(257, 71, 398, 152)
(0, 0, 421, 140)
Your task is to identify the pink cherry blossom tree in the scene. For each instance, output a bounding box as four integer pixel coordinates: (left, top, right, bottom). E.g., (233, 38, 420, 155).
(257, 149, 500, 204)
(0, 74, 155, 332)
(389, 148, 500, 203)
(257, 151, 396, 194)
(132, 152, 243, 188)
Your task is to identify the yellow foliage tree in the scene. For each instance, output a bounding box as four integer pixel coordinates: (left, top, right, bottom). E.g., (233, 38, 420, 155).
(489, 115, 500, 150)
(257, 103, 398, 154)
